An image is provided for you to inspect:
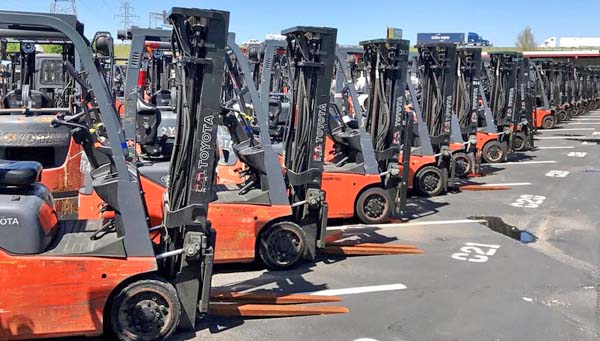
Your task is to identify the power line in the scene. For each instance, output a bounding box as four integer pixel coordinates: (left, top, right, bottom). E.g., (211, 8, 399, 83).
(49, 0, 77, 16)
(114, 0, 139, 35)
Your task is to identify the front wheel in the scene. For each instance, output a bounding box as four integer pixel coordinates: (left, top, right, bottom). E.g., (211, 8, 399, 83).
(110, 279, 181, 341)
(453, 152, 472, 178)
(415, 166, 445, 197)
(258, 222, 307, 270)
(482, 140, 507, 163)
(557, 110, 568, 122)
(355, 187, 391, 224)
(513, 132, 527, 152)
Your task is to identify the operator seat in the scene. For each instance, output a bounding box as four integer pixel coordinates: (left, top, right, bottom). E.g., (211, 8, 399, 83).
(136, 96, 162, 156)
(2, 86, 51, 112)
(0, 160, 42, 187)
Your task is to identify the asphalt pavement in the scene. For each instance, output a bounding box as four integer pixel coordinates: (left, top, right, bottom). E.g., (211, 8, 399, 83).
(185, 111, 600, 341)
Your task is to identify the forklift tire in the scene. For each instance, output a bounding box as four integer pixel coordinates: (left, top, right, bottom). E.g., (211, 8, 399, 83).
(513, 132, 527, 152)
(259, 222, 307, 270)
(355, 187, 391, 224)
(482, 140, 507, 164)
(415, 166, 445, 197)
(453, 152, 472, 178)
(541, 115, 556, 129)
(110, 278, 181, 341)
(557, 110, 568, 122)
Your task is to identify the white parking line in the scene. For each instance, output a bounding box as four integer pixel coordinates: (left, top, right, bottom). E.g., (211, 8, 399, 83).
(480, 182, 532, 187)
(310, 284, 407, 296)
(565, 123, 600, 125)
(327, 219, 487, 230)
(501, 161, 557, 165)
(570, 118, 600, 121)
(536, 146, 575, 149)
(536, 136, 588, 140)
(548, 128, 596, 131)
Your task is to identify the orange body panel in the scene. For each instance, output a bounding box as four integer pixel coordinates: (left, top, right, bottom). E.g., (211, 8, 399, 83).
(82, 175, 292, 264)
(0, 251, 156, 340)
(533, 108, 552, 128)
(321, 172, 381, 219)
(39, 139, 82, 195)
(324, 136, 336, 163)
(216, 160, 245, 185)
(476, 131, 499, 151)
(449, 142, 465, 152)
(209, 203, 292, 263)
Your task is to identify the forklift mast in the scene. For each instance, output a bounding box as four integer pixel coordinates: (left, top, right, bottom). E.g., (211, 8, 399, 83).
(358, 38, 413, 217)
(488, 52, 519, 130)
(416, 43, 458, 153)
(163, 7, 229, 328)
(281, 26, 337, 251)
(518, 58, 534, 123)
(455, 47, 481, 145)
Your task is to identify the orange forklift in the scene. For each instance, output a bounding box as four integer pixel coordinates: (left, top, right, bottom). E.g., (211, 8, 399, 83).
(0, 8, 223, 340)
(0, 26, 84, 218)
(321, 41, 413, 223)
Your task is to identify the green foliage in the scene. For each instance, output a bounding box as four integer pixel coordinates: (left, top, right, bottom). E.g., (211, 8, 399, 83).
(42, 45, 63, 54)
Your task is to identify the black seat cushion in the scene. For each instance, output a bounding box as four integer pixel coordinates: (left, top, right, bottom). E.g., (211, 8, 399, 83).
(0, 160, 42, 186)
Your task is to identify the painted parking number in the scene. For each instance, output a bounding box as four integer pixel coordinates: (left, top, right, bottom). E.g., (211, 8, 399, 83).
(567, 152, 587, 158)
(452, 242, 501, 263)
(511, 195, 546, 208)
(546, 170, 569, 177)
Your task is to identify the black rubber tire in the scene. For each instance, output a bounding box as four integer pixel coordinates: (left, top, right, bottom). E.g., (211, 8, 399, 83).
(513, 132, 527, 152)
(258, 222, 307, 270)
(541, 115, 555, 129)
(355, 187, 391, 224)
(415, 165, 445, 197)
(453, 152, 472, 178)
(557, 110, 568, 122)
(109, 279, 181, 341)
(482, 140, 507, 164)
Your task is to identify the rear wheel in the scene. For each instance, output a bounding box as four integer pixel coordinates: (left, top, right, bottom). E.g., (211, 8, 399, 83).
(415, 166, 445, 197)
(355, 187, 391, 224)
(110, 279, 181, 341)
(482, 140, 507, 163)
(453, 152, 472, 178)
(259, 222, 306, 270)
(541, 115, 555, 129)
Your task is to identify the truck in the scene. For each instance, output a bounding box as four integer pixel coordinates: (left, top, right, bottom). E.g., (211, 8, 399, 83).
(541, 36, 600, 48)
(467, 32, 490, 46)
(416, 33, 465, 45)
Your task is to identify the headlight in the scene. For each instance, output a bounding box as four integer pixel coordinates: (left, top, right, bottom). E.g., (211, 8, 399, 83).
(503, 126, 511, 135)
(469, 135, 478, 144)
(521, 118, 529, 125)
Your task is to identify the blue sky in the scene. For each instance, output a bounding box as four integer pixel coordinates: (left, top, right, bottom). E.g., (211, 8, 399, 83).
(2, 0, 599, 46)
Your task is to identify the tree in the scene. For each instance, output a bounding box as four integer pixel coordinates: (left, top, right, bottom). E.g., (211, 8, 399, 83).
(516, 26, 536, 51)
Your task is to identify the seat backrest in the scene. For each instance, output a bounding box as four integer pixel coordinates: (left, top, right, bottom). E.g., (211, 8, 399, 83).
(0, 160, 42, 187)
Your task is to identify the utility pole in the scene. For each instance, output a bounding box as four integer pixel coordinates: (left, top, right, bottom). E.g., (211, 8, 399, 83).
(114, 0, 139, 35)
(148, 11, 169, 29)
(49, 0, 77, 16)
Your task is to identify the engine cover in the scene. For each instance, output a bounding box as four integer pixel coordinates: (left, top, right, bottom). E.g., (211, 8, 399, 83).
(0, 184, 57, 254)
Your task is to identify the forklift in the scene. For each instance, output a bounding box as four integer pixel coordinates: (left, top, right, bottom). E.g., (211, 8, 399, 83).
(318, 40, 412, 223)
(483, 52, 520, 161)
(405, 43, 457, 196)
(0, 8, 222, 340)
(530, 62, 557, 129)
(0, 25, 85, 218)
(512, 56, 535, 152)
